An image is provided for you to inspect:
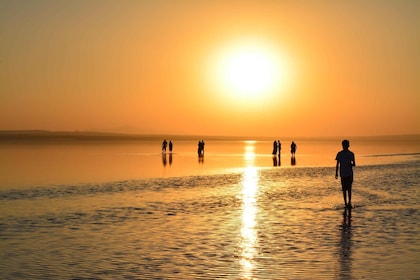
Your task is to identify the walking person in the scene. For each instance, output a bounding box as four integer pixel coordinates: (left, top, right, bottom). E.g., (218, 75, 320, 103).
(335, 139, 356, 209)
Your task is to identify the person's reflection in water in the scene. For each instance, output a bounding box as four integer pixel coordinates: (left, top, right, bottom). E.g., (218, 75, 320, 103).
(291, 155, 296, 166)
(162, 153, 167, 166)
(169, 153, 173, 166)
(338, 208, 353, 279)
(198, 154, 204, 164)
(272, 155, 281, 166)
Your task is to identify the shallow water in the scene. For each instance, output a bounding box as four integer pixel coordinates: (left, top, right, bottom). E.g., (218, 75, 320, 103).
(1, 138, 419, 188)
(0, 139, 419, 279)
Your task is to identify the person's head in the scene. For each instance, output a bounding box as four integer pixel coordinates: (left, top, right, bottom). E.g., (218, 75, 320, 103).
(342, 139, 350, 149)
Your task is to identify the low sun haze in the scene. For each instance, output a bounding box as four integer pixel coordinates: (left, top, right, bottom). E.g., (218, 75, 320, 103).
(0, 0, 418, 137)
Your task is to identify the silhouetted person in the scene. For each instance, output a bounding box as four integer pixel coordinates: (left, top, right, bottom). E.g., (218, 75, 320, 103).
(278, 140, 281, 155)
(197, 140, 205, 162)
(335, 139, 356, 209)
(272, 140, 278, 155)
(198, 140, 205, 155)
(162, 139, 168, 154)
(169, 141, 173, 153)
(291, 141, 297, 156)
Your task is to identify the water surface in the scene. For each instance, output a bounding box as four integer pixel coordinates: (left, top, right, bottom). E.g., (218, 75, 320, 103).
(0, 138, 419, 279)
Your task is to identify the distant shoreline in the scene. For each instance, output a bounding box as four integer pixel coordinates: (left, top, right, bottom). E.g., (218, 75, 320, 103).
(0, 130, 267, 142)
(0, 130, 419, 143)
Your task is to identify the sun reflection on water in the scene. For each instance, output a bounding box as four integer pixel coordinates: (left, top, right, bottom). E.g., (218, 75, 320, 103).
(240, 141, 259, 279)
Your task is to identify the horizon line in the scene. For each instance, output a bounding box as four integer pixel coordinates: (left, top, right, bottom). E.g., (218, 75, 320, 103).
(0, 129, 419, 142)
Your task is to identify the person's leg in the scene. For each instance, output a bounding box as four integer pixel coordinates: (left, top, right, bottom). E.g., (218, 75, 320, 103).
(347, 176, 353, 208)
(347, 191, 352, 208)
(348, 186, 352, 208)
(341, 184, 347, 208)
(341, 178, 349, 207)
(343, 192, 347, 207)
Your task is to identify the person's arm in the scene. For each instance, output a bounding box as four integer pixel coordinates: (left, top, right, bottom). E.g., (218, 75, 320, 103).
(335, 161, 339, 179)
(352, 153, 356, 167)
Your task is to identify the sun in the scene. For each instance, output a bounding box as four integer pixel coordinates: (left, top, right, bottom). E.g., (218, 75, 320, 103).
(221, 46, 278, 96)
(207, 39, 291, 106)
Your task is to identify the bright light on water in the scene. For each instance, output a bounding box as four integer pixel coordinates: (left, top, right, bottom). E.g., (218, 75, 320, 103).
(240, 141, 259, 279)
(244, 142, 256, 164)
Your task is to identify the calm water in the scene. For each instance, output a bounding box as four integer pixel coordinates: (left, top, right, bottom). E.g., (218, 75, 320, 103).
(0, 138, 419, 279)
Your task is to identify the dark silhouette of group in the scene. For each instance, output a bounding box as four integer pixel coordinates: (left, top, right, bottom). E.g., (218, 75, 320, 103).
(161, 140, 173, 166)
(272, 140, 282, 166)
(162, 140, 173, 154)
(273, 140, 296, 157)
(272, 140, 282, 156)
(163, 139, 297, 166)
(161, 139, 205, 156)
(272, 140, 297, 166)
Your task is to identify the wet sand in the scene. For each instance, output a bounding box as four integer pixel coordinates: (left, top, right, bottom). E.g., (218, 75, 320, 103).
(1, 163, 419, 279)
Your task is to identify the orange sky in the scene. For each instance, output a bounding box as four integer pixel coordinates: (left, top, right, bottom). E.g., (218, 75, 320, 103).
(0, 0, 419, 137)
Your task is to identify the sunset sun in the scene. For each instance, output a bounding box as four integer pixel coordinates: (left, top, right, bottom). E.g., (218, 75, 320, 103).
(208, 39, 290, 105)
(221, 46, 278, 95)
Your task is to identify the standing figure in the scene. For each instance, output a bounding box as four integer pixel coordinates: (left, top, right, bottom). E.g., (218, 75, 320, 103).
(169, 141, 173, 153)
(162, 139, 168, 154)
(335, 139, 356, 209)
(278, 140, 282, 155)
(198, 140, 205, 155)
(290, 141, 297, 156)
(200, 140, 205, 155)
(272, 140, 278, 155)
